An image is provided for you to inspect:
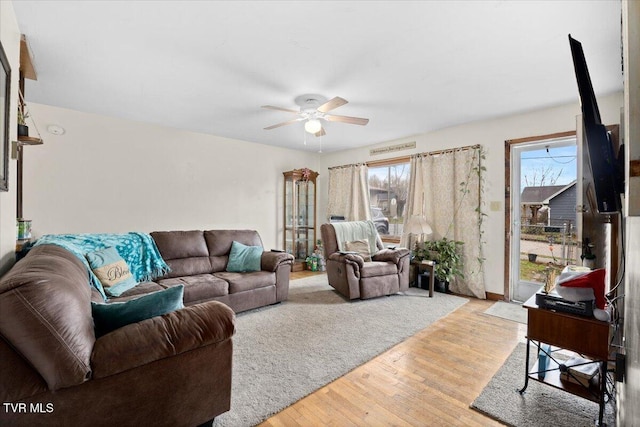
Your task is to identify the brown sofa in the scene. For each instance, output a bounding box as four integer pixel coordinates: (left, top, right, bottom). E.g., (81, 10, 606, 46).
(320, 221, 411, 300)
(149, 229, 295, 313)
(0, 244, 235, 427)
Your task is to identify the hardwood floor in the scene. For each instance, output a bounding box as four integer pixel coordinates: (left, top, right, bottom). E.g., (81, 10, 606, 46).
(261, 271, 526, 426)
(289, 270, 327, 281)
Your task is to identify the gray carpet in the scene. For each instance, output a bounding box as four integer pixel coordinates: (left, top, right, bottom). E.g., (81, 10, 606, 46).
(471, 343, 616, 427)
(213, 275, 468, 427)
(484, 301, 528, 324)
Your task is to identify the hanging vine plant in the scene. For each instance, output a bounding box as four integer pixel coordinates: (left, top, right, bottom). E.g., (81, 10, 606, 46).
(446, 145, 487, 276)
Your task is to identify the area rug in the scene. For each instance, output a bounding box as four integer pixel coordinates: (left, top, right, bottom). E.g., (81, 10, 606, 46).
(483, 301, 528, 324)
(471, 343, 616, 427)
(212, 275, 468, 426)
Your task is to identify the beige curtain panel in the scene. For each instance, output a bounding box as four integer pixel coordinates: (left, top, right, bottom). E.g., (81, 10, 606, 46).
(403, 146, 485, 298)
(327, 164, 371, 222)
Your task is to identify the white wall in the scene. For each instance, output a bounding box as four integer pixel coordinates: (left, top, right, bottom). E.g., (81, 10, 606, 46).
(0, 1, 21, 275)
(1, 0, 625, 296)
(619, 1, 639, 424)
(21, 103, 318, 251)
(317, 92, 624, 295)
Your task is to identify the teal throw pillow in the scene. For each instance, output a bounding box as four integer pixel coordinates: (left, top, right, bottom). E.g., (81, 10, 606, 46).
(85, 247, 138, 297)
(91, 285, 184, 337)
(226, 240, 262, 272)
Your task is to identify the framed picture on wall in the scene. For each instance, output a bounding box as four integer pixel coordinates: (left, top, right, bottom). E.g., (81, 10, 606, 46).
(0, 41, 10, 192)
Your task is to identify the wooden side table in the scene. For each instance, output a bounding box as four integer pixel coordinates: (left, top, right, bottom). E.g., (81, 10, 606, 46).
(411, 260, 435, 297)
(520, 293, 612, 425)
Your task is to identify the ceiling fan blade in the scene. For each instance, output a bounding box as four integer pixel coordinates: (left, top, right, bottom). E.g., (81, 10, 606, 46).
(317, 96, 348, 113)
(325, 114, 369, 126)
(261, 105, 299, 114)
(264, 118, 302, 130)
(314, 127, 326, 137)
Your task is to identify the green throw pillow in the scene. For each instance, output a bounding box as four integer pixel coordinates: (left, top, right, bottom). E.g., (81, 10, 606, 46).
(226, 240, 262, 272)
(91, 285, 184, 337)
(85, 246, 138, 297)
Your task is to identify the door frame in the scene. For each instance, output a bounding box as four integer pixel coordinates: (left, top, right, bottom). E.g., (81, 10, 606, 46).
(503, 130, 576, 301)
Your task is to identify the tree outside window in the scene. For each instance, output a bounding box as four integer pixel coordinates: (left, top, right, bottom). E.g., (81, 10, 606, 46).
(368, 162, 410, 240)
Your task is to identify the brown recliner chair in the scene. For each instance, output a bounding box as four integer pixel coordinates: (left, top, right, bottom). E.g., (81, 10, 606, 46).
(320, 221, 410, 300)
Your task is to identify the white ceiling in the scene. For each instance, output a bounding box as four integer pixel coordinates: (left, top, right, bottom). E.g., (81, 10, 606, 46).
(12, 1, 623, 153)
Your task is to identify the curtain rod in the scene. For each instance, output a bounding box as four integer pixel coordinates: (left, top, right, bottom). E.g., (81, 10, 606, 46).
(412, 143, 480, 158)
(328, 162, 367, 171)
(329, 144, 481, 170)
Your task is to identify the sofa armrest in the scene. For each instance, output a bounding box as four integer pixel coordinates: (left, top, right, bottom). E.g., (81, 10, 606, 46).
(261, 251, 294, 272)
(328, 252, 365, 269)
(372, 248, 411, 264)
(91, 300, 235, 379)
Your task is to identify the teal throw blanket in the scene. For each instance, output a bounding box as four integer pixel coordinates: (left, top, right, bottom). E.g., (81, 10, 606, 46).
(34, 232, 170, 301)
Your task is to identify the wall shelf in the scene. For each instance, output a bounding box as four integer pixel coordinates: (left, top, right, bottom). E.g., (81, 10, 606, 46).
(17, 135, 43, 145)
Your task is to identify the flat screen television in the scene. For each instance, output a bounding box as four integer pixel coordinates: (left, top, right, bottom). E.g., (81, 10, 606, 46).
(568, 34, 623, 214)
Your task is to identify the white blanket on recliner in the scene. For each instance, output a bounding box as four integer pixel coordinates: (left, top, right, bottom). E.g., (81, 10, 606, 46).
(332, 220, 378, 255)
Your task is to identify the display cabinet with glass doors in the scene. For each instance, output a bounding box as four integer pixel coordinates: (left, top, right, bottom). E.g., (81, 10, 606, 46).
(283, 169, 318, 271)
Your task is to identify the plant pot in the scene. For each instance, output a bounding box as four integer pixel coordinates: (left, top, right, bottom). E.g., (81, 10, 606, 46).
(435, 280, 450, 293)
(17, 124, 29, 137)
(528, 253, 537, 262)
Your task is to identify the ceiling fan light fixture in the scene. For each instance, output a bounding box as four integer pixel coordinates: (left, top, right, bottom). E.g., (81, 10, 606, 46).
(304, 119, 322, 134)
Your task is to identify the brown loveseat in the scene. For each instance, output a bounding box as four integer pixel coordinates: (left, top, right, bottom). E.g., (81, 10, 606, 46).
(0, 244, 235, 427)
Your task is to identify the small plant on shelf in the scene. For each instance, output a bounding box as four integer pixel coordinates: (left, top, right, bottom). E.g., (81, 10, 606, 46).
(17, 108, 29, 136)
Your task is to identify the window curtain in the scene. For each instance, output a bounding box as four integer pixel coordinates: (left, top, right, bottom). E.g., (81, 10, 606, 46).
(402, 146, 485, 299)
(327, 164, 371, 221)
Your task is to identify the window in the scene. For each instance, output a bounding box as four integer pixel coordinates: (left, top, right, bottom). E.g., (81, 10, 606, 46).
(368, 159, 410, 241)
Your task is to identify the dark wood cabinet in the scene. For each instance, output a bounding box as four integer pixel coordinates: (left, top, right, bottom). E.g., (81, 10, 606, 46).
(521, 293, 612, 424)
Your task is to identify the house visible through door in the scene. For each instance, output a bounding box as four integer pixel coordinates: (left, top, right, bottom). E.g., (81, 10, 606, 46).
(509, 135, 580, 303)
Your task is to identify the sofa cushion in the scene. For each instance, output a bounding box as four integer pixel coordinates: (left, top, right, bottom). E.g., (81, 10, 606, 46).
(359, 261, 398, 278)
(162, 257, 213, 278)
(91, 300, 235, 379)
(151, 230, 209, 259)
(157, 274, 229, 304)
(205, 230, 263, 272)
(91, 285, 185, 337)
(151, 230, 212, 278)
(215, 271, 275, 294)
(86, 247, 139, 297)
(108, 281, 166, 302)
(226, 241, 262, 272)
(204, 230, 263, 256)
(0, 245, 94, 391)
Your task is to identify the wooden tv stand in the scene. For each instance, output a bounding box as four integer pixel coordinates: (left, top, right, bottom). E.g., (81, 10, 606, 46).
(520, 293, 612, 426)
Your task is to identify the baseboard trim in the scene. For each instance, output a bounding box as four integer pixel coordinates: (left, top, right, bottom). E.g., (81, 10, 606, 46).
(485, 292, 505, 301)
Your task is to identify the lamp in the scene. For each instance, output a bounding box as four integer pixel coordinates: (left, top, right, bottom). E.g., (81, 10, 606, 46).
(304, 119, 322, 134)
(405, 216, 432, 251)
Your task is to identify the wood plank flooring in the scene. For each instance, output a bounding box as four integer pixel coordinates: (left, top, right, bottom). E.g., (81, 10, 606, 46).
(261, 271, 525, 426)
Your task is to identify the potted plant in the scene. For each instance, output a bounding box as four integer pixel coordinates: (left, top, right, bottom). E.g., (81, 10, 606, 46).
(17, 108, 29, 137)
(414, 238, 464, 293)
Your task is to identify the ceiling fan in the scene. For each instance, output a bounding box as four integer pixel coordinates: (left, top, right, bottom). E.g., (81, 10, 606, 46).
(262, 94, 369, 137)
